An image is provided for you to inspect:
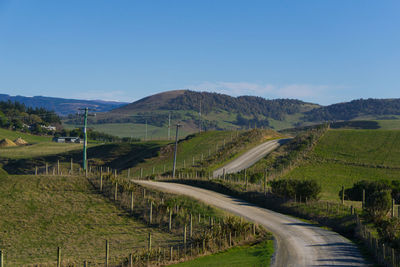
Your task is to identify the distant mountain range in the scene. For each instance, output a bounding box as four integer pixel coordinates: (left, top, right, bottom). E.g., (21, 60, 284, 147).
(0, 94, 128, 115)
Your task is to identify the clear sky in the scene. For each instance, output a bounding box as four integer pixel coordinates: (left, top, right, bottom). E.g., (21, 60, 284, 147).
(0, 0, 399, 105)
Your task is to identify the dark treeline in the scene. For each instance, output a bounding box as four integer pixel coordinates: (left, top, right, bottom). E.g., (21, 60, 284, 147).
(304, 98, 400, 122)
(162, 91, 312, 121)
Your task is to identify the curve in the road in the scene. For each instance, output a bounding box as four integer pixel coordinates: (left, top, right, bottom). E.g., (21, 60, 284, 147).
(213, 138, 291, 178)
(137, 181, 369, 267)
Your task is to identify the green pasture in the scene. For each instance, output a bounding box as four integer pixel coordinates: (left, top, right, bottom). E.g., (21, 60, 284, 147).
(170, 239, 274, 267)
(284, 129, 400, 200)
(0, 174, 179, 265)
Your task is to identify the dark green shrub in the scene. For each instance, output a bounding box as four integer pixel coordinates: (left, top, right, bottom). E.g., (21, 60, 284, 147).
(343, 180, 391, 201)
(270, 179, 321, 201)
(249, 173, 263, 183)
(365, 190, 392, 221)
(296, 180, 321, 201)
(377, 218, 400, 248)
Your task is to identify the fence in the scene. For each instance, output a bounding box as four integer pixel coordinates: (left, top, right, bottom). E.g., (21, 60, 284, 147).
(2, 165, 263, 266)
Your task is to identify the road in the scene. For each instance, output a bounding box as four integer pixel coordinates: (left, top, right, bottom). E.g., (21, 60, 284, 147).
(137, 181, 369, 267)
(213, 138, 291, 178)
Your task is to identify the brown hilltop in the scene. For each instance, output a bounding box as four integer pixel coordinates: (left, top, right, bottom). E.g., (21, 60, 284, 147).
(111, 90, 186, 113)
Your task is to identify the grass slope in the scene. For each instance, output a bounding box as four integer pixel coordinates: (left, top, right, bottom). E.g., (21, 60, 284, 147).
(122, 129, 283, 177)
(0, 174, 179, 265)
(64, 122, 192, 140)
(284, 129, 400, 200)
(0, 128, 50, 143)
(170, 240, 274, 267)
(0, 128, 88, 160)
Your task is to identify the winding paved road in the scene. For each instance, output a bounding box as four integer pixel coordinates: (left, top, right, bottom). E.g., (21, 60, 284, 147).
(136, 181, 369, 267)
(213, 138, 291, 178)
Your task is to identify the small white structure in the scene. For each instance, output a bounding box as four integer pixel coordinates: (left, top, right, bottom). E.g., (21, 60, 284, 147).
(41, 125, 57, 131)
(52, 137, 81, 143)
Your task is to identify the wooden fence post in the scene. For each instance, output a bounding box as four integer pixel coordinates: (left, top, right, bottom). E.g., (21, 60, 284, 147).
(105, 240, 109, 267)
(229, 232, 232, 246)
(245, 169, 248, 191)
(169, 208, 172, 231)
(170, 246, 173, 261)
(35, 166, 38, 176)
(57, 247, 61, 267)
(70, 158, 73, 175)
(0, 250, 4, 267)
(114, 182, 118, 201)
(341, 185, 345, 205)
(46, 163, 48, 175)
(100, 168, 103, 191)
(362, 189, 365, 209)
(190, 213, 193, 238)
(392, 199, 395, 217)
(129, 253, 133, 267)
(148, 233, 152, 251)
(149, 202, 153, 224)
(130, 191, 134, 213)
(140, 168, 143, 178)
(183, 225, 187, 247)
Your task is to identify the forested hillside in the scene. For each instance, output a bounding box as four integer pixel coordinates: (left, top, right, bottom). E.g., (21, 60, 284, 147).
(303, 98, 400, 122)
(0, 100, 61, 134)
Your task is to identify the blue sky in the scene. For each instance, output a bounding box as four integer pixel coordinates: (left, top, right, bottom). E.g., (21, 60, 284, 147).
(0, 0, 399, 105)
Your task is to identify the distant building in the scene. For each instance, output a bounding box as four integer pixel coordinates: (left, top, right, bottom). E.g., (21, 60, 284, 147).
(52, 137, 82, 143)
(41, 125, 57, 131)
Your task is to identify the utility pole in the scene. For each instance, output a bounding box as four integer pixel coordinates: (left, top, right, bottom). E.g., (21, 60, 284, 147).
(83, 107, 88, 170)
(78, 107, 95, 171)
(199, 100, 202, 133)
(172, 124, 182, 178)
(145, 120, 148, 141)
(168, 112, 171, 140)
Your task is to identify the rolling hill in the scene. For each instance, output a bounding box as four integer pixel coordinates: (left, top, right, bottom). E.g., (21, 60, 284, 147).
(64, 90, 400, 138)
(72, 90, 320, 135)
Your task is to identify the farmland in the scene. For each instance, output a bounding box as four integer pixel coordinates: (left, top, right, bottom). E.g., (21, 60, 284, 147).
(283, 129, 400, 200)
(171, 239, 274, 267)
(0, 173, 179, 265)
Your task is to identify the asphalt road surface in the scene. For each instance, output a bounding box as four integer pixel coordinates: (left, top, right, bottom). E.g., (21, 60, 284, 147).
(213, 138, 291, 178)
(137, 181, 369, 267)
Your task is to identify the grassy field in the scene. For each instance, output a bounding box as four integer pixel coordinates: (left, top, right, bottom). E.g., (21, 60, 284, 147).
(0, 128, 92, 159)
(0, 128, 51, 143)
(284, 129, 400, 200)
(170, 239, 274, 267)
(376, 120, 400, 130)
(64, 122, 192, 139)
(122, 130, 242, 177)
(122, 129, 283, 177)
(0, 142, 85, 159)
(0, 173, 179, 265)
